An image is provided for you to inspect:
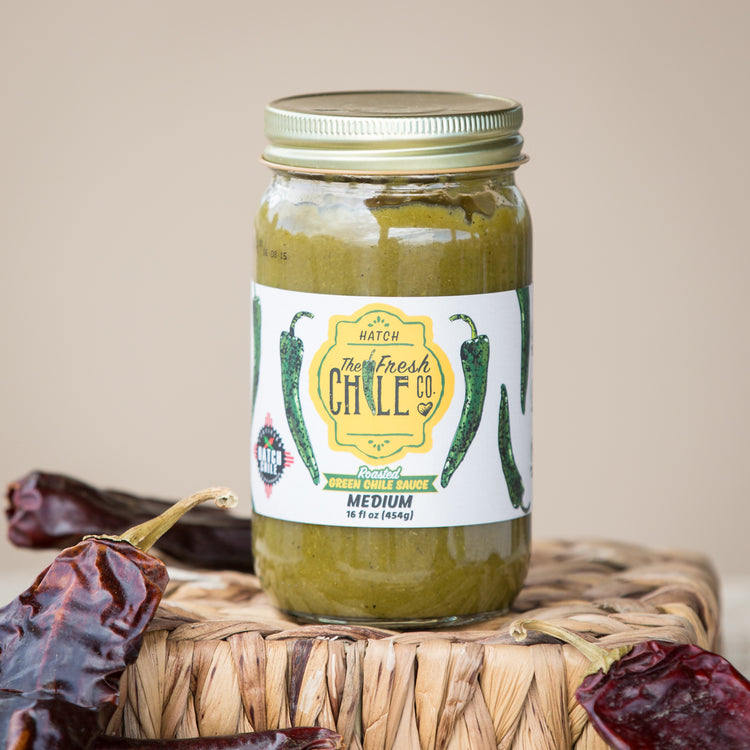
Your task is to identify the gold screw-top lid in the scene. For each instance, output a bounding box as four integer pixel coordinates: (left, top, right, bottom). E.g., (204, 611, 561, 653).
(263, 91, 526, 174)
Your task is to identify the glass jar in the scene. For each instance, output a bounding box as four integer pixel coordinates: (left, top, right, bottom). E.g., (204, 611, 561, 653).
(251, 91, 532, 628)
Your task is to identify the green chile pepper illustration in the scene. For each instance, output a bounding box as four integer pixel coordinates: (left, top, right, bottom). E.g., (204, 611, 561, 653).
(440, 313, 489, 487)
(280, 311, 319, 485)
(499, 383, 528, 511)
(252, 295, 261, 413)
(517, 286, 530, 414)
(362, 349, 377, 415)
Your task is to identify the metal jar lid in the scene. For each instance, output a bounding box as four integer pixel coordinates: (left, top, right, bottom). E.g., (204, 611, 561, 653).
(262, 91, 526, 174)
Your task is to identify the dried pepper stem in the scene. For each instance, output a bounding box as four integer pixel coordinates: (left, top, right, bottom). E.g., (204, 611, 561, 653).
(510, 618, 632, 676)
(101, 486, 238, 552)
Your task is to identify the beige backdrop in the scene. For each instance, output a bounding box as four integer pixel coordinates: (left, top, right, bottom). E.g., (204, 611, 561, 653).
(1, 1, 749, 596)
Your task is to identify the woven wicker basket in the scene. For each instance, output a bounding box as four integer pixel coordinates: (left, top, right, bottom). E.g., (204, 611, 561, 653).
(105, 539, 720, 749)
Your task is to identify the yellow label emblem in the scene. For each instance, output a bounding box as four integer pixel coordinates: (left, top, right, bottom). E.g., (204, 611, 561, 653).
(310, 304, 454, 464)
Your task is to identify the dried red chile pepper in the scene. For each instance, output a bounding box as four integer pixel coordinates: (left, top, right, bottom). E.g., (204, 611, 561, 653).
(5, 471, 252, 572)
(0, 486, 238, 750)
(512, 619, 750, 750)
(94, 727, 343, 749)
(576, 640, 750, 750)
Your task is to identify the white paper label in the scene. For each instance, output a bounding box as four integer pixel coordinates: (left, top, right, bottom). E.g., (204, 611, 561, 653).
(250, 283, 532, 528)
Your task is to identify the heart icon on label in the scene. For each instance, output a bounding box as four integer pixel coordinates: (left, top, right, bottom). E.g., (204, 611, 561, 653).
(417, 401, 433, 417)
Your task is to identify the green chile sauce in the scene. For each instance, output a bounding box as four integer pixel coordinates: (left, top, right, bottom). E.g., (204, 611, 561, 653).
(253, 170, 531, 625)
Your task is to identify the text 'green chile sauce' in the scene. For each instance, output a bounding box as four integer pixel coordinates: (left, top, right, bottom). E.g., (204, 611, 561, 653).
(252, 92, 532, 628)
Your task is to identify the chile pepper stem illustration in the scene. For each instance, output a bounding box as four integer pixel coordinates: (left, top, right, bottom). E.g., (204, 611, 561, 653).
(441, 313, 489, 487)
(363, 349, 377, 415)
(91, 487, 239, 553)
(450, 313, 477, 338)
(281, 311, 320, 484)
(511, 619, 632, 677)
(288, 310, 312, 335)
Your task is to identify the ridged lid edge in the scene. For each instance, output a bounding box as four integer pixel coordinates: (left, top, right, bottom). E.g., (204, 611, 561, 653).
(263, 91, 526, 173)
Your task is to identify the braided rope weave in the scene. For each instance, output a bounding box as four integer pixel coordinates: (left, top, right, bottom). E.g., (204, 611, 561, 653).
(106, 539, 720, 749)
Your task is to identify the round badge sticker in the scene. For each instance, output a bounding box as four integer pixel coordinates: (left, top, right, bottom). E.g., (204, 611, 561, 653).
(255, 423, 287, 487)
